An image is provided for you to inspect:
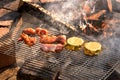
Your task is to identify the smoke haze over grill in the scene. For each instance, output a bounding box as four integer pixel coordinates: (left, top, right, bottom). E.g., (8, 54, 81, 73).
(44, 0, 96, 24)
(44, 0, 120, 53)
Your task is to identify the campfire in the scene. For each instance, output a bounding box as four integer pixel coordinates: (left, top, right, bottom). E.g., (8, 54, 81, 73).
(0, 0, 120, 80)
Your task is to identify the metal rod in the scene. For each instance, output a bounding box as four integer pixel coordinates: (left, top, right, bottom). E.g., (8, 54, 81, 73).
(28, 3, 77, 31)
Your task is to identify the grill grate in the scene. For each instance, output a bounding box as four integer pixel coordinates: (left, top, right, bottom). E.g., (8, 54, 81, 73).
(0, 2, 120, 80)
(59, 50, 120, 80)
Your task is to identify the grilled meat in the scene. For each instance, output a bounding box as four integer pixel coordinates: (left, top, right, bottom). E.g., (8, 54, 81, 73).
(40, 35, 66, 44)
(23, 28, 36, 35)
(40, 35, 57, 44)
(18, 33, 36, 47)
(18, 27, 66, 50)
(56, 35, 66, 45)
(40, 43, 64, 52)
(36, 27, 48, 36)
(28, 37, 37, 46)
(55, 44, 64, 52)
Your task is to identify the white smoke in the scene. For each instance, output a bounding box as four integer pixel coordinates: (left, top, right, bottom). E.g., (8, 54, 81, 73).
(45, 0, 97, 24)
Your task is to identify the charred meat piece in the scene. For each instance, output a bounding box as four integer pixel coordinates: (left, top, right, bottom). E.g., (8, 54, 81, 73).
(40, 43, 64, 52)
(36, 27, 48, 36)
(56, 35, 66, 45)
(18, 33, 36, 47)
(40, 35, 57, 44)
(23, 28, 36, 35)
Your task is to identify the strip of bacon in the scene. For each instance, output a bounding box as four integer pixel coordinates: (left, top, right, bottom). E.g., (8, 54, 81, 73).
(40, 35, 57, 44)
(40, 43, 64, 52)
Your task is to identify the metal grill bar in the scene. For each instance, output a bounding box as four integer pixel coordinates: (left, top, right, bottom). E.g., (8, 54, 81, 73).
(60, 49, 120, 80)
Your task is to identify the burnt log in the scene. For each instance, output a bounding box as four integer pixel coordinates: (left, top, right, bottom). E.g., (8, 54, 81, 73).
(95, 0, 120, 12)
